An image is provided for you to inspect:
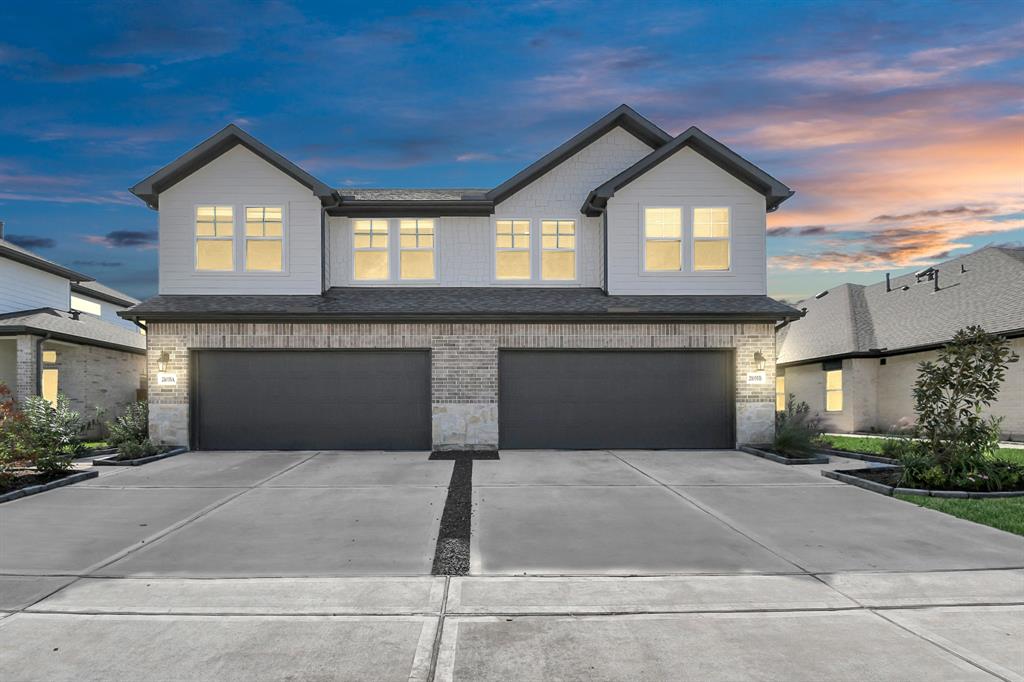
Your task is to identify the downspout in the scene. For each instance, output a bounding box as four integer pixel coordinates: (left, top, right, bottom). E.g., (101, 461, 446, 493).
(34, 333, 52, 396)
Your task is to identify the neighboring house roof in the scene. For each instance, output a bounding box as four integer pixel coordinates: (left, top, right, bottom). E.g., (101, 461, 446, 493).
(582, 126, 794, 216)
(130, 123, 335, 210)
(0, 238, 93, 282)
(0, 308, 146, 354)
(777, 246, 1024, 366)
(71, 281, 140, 308)
(121, 287, 801, 322)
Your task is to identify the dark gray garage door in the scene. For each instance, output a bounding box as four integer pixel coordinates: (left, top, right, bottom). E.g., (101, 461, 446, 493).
(499, 350, 733, 449)
(193, 350, 431, 450)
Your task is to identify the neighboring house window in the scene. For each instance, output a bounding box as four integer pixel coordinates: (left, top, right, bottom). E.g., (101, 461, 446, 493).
(353, 219, 389, 280)
(825, 368, 843, 411)
(541, 220, 576, 280)
(644, 208, 682, 272)
(399, 219, 436, 280)
(70, 295, 101, 316)
(245, 207, 284, 272)
(195, 206, 234, 271)
(42, 350, 58, 405)
(495, 220, 530, 280)
(776, 375, 786, 412)
(693, 207, 730, 271)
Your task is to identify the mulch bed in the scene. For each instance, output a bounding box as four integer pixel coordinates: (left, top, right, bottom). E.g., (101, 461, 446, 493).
(838, 466, 1024, 494)
(428, 449, 496, 575)
(1, 469, 82, 495)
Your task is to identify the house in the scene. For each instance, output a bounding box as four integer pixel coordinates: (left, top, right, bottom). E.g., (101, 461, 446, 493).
(776, 246, 1024, 440)
(120, 105, 800, 451)
(0, 229, 147, 436)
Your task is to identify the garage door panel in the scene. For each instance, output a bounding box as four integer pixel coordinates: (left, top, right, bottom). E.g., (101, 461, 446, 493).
(499, 351, 733, 449)
(194, 351, 430, 451)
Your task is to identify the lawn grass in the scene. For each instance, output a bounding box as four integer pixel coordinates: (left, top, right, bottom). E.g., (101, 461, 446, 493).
(895, 494, 1024, 537)
(818, 434, 1023, 464)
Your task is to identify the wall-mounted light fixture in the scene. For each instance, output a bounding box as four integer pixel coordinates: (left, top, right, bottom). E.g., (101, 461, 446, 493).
(753, 351, 766, 372)
(157, 351, 171, 373)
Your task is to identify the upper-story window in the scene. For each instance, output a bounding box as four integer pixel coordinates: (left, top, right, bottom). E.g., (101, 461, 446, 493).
(244, 207, 284, 272)
(541, 220, 575, 281)
(399, 219, 435, 280)
(70, 295, 102, 316)
(353, 219, 389, 280)
(195, 206, 234, 271)
(643, 208, 682, 272)
(693, 207, 730, 271)
(495, 220, 531, 280)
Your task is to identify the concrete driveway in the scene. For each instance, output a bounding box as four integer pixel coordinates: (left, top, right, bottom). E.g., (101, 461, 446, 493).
(1, 449, 1022, 680)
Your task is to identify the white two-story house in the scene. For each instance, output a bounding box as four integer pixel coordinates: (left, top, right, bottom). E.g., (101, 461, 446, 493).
(123, 105, 799, 451)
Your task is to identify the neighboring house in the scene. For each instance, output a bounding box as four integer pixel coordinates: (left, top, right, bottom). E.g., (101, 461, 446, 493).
(777, 246, 1024, 440)
(0, 231, 147, 436)
(121, 105, 800, 451)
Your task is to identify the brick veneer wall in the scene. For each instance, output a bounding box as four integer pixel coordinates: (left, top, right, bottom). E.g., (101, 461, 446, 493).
(146, 321, 777, 448)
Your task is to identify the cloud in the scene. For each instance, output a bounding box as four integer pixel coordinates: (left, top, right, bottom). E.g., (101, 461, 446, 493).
(767, 226, 828, 237)
(84, 230, 159, 249)
(4, 234, 55, 249)
(870, 206, 996, 223)
(455, 152, 497, 162)
(71, 260, 123, 267)
(0, 41, 145, 82)
(0, 191, 135, 205)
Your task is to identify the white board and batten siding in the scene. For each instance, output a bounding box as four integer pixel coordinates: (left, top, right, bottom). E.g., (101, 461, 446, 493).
(606, 147, 768, 295)
(0, 258, 70, 314)
(158, 145, 323, 295)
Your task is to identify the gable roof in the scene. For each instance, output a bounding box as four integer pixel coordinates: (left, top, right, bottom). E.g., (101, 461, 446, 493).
(130, 124, 334, 210)
(0, 238, 93, 282)
(484, 105, 673, 205)
(582, 126, 794, 216)
(777, 246, 1024, 365)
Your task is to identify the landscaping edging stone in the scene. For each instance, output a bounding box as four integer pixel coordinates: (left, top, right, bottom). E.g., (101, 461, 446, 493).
(816, 448, 900, 465)
(822, 468, 1024, 498)
(740, 445, 829, 465)
(92, 446, 188, 467)
(0, 470, 100, 504)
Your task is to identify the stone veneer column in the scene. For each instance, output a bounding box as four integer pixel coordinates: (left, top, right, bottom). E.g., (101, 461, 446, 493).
(14, 335, 39, 401)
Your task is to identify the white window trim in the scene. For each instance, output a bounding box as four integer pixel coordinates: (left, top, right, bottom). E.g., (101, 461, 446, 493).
(351, 218, 391, 282)
(398, 218, 439, 283)
(539, 218, 579, 283)
(193, 204, 236, 273)
(691, 206, 732, 273)
(825, 368, 844, 413)
(492, 218, 532, 283)
(70, 294, 102, 317)
(641, 206, 684, 274)
(349, 218, 440, 285)
(242, 205, 289, 275)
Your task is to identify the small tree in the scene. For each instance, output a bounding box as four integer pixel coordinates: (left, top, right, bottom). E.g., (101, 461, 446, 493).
(19, 393, 81, 474)
(912, 326, 1013, 473)
(773, 397, 823, 456)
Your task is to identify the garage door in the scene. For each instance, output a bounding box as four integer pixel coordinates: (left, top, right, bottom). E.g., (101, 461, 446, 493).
(499, 350, 733, 449)
(193, 350, 431, 450)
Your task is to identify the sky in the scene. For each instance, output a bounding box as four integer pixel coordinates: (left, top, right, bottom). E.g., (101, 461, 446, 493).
(1, 0, 1021, 302)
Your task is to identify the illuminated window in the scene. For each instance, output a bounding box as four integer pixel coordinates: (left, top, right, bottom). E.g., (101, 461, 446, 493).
(776, 375, 786, 412)
(541, 220, 575, 280)
(196, 206, 234, 271)
(353, 219, 389, 280)
(693, 207, 730, 271)
(70, 295, 102, 316)
(825, 369, 843, 411)
(42, 368, 58, 405)
(495, 220, 530, 280)
(42, 350, 57, 364)
(245, 207, 283, 272)
(644, 208, 682, 271)
(399, 219, 435, 280)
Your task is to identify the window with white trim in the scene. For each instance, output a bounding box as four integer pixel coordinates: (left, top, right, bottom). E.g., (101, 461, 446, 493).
(353, 219, 389, 280)
(195, 206, 234, 271)
(693, 207, 730, 271)
(244, 207, 283, 272)
(541, 220, 575, 280)
(70, 295, 102, 316)
(495, 220, 530, 280)
(399, 219, 435, 280)
(643, 208, 682, 272)
(825, 369, 843, 412)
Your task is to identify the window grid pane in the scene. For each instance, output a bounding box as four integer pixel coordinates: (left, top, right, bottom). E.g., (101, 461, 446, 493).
(196, 206, 235, 271)
(353, 219, 389, 280)
(540, 220, 575, 280)
(399, 219, 435, 280)
(244, 206, 284, 272)
(496, 220, 531, 280)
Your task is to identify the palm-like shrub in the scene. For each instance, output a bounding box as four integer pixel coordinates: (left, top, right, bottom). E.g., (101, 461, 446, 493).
(773, 397, 822, 457)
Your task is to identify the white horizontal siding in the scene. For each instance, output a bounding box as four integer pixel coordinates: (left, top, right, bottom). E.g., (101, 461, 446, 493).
(0, 259, 69, 313)
(158, 145, 323, 295)
(606, 147, 767, 295)
(72, 293, 143, 333)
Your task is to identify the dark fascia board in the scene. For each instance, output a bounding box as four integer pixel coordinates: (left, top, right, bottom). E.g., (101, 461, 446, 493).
(70, 282, 136, 308)
(0, 241, 93, 282)
(0, 326, 146, 355)
(327, 199, 494, 218)
(130, 124, 334, 210)
(120, 310, 799, 323)
(484, 105, 672, 205)
(582, 126, 794, 216)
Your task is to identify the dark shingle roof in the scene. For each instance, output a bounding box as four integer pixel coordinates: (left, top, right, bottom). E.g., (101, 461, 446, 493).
(122, 287, 800, 322)
(0, 308, 145, 353)
(777, 246, 1024, 365)
(339, 189, 488, 201)
(71, 281, 140, 307)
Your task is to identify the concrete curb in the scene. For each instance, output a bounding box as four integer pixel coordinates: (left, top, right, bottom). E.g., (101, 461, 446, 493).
(821, 468, 1024, 498)
(0, 469, 100, 504)
(816, 448, 900, 465)
(740, 445, 829, 466)
(92, 446, 189, 467)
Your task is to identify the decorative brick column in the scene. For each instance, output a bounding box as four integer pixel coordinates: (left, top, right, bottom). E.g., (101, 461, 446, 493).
(14, 335, 39, 401)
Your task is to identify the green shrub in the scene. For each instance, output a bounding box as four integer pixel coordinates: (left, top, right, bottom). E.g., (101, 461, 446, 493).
(116, 439, 158, 460)
(0, 383, 22, 483)
(880, 437, 921, 461)
(773, 397, 822, 457)
(18, 394, 80, 475)
(106, 402, 149, 448)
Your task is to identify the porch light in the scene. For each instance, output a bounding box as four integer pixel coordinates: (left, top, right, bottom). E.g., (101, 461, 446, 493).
(157, 351, 170, 373)
(753, 351, 766, 371)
